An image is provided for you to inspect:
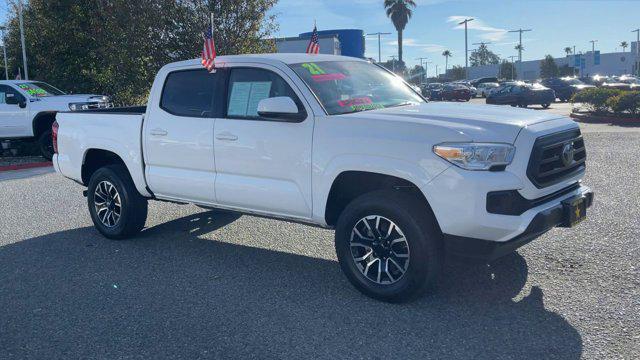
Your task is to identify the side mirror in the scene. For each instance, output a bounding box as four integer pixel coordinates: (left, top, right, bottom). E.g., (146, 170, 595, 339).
(257, 97, 305, 121)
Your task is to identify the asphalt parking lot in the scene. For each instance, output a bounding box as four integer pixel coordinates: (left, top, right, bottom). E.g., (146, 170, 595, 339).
(1, 114, 639, 359)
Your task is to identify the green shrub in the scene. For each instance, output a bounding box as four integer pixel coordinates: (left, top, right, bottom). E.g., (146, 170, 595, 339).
(606, 91, 640, 116)
(571, 88, 623, 113)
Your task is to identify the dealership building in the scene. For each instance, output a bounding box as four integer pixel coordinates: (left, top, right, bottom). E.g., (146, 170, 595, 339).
(274, 29, 365, 58)
(464, 41, 639, 80)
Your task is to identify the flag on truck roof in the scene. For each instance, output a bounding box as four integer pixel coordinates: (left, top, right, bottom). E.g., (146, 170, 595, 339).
(201, 27, 216, 72)
(306, 25, 320, 54)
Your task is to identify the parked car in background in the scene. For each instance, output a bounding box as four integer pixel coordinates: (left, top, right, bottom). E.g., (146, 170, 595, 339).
(53, 54, 592, 302)
(422, 83, 443, 99)
(0, 80, 111, 159)
(486, 81, 519, 98)
(539, 77, 596, 102)
(486, 83, 556, 108)
(440, 83, 471, 101)
(601, 79, 633, 90)
(470, 77, 499, 87)
(477, 82, 500, 97)
(469, 86, 478, 98)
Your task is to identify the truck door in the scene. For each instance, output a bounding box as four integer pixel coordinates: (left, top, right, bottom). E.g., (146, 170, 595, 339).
(143, 68, 219, 204)
(0, 85, 29, 138)
(213, 65, 314, 219)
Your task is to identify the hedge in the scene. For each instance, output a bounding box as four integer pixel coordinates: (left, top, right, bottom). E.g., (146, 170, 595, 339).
(571, 88, 640, 116)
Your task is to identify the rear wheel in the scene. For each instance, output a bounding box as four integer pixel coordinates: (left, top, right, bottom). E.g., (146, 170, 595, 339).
(335, 190, 442, 302)
(87, 165, 148, 239)
(38, 130, 53, 161)
(542, 103, 550, 109)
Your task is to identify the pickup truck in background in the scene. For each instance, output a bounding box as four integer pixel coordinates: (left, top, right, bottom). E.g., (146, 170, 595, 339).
(53, 54, 593, 302)
(0, 80, 111, 159)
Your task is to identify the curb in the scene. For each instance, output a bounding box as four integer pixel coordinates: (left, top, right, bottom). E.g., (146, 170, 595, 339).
(570, 112, 640, 125)
(0, 162, 52, 172)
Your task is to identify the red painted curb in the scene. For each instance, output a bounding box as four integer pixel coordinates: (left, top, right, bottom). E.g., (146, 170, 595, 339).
(0, 161, 52, 172)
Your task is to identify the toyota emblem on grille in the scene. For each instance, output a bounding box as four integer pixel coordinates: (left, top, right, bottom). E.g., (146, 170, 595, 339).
(561, 142, 575, 166)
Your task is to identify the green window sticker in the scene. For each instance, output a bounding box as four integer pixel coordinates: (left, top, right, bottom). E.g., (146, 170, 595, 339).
(301, 63, 325, 75)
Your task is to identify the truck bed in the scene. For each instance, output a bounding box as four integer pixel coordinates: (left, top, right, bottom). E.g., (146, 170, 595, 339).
(60, 105, 147, 115)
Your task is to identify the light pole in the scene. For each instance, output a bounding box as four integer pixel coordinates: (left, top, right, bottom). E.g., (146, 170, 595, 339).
(589, 40, 598, 54)
(508, 28, 532, 63)
(508, 55, 518, 80)
(389, 55, 397, 72)
(367, 32, 391, 63)
(0, 26, 7, 80)
(415, 57, 428, 83)
(458, 18, 474, 79)
(633, 29, 640, 76)
(18, 0, 28, 80)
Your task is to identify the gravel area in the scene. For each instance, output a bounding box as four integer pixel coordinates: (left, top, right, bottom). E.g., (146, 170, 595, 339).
(0, 130, 638, 359)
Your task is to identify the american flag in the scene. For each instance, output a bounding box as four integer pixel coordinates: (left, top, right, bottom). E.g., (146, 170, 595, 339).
(306, 25, 320, 54)
(201, 28, 216, 72)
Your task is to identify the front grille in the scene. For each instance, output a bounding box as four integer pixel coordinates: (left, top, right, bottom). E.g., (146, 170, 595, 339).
(527, 129, 586, 188)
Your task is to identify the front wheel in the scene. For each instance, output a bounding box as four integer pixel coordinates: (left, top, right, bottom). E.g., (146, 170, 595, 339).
(87, 164, 148, 239)
(542, 103, 550, 109)
(335, 190, 442, 302)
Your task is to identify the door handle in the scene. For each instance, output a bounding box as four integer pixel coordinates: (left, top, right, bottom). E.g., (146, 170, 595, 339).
(216, 132, 238, 141)
(150, 128, 168, 136)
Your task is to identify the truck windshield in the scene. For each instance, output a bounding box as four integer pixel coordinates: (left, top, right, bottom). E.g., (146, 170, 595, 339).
(17, 82, 66, 97)
(290, 61, 424, 115)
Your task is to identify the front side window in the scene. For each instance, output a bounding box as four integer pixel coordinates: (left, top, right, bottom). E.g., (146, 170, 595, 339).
(160, 69, 216, 117)
(0, 85, 24, 104)
(226, 68, 301, 119)
(290, 61, 424, 115)
(16, 82, 65, 97)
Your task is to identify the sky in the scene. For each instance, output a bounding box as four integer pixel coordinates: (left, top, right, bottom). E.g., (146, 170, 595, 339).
(269, 0, 640, 76)
(0, 1, 638, 78)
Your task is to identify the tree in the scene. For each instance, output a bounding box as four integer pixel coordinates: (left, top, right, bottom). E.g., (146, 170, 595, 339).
(442, 50, 451, 73)
(515, 44, 524, 52)
(469, 44, 500, 66)
(384, 0, 416, 63)
(449, 65, 466, 80)
(564, 47, 572, 56)
(558, 64, 577, 77)
(499, 61, 517, 80)
(408, 64, 425, 84)
(620, 41, 628, 52)
(4, 0, 278, 105)
(539, 55, 559, 79)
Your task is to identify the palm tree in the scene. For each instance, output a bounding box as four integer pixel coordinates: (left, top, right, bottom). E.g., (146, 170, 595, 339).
(621, 41, 628, 52)
(442, 50, 452, 73)
(515, 44, 524, 52)
(564, 47, 572, 56)
(384, 0, 416, 63)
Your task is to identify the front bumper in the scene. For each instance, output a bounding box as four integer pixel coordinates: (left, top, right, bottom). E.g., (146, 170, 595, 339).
(443, 188, 593, 260)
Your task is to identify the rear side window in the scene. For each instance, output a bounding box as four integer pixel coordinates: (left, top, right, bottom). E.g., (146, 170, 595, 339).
(161, 69, 216, 117)
(226, 68, 302, 119)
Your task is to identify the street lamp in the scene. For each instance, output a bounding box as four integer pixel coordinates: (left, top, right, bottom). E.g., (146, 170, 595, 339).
(367, 32, 392, 63)
(458, 18, 474, 79)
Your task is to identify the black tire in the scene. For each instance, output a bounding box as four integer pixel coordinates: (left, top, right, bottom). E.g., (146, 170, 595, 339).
(335, 190, 442, 302)
(542, 103, 550, 109)
(38, 130, 53, 161)
(87, 164, 148, 239)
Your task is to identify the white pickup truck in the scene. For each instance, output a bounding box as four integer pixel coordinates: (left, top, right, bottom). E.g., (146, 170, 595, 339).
(0, 80, 111, 159)
(53, 54, 593, 302)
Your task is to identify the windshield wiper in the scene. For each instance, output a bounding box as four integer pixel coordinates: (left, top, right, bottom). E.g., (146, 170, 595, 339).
(385, 102, 415, 109)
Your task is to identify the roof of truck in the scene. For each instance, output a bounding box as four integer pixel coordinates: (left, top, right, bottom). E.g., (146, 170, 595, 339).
(168, 53, 367, 69)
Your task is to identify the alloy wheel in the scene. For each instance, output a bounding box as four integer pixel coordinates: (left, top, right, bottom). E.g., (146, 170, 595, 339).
(349, 215, 410, 285)
(94, 180, 122, 227)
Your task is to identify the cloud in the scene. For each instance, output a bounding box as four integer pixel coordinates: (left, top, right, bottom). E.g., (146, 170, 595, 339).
(446, 15, 508, 42)
(385, 38, 448, 53)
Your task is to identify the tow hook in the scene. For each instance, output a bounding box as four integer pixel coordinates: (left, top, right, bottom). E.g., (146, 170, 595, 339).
(82, 189, 88, 197)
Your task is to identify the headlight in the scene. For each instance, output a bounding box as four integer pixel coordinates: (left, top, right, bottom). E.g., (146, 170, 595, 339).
(433, 143, 515, 170)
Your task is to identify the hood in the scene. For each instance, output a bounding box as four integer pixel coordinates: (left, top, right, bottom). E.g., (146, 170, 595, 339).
(338, 102, 566, 143)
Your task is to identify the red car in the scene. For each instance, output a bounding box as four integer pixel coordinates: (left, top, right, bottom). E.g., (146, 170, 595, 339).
(439, 84, 471, 101)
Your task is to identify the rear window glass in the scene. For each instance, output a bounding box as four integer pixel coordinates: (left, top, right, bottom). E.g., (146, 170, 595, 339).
(161, 69, 216, 117)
